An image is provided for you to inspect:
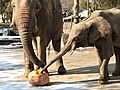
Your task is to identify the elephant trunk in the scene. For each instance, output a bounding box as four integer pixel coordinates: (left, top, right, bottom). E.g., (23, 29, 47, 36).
(17, 7, 44, 68)
(41, 40, 73, 72)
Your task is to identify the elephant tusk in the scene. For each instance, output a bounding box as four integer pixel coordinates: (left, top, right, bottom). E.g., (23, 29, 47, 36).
(34, 64, 39, 70)
(70, 50, 75, 55)
(10, 23, 15, 27)
(47, 45, 51, 56)
(10, 23, 13, 27)
(70, 42, 76, 55)
(35, 25, 38, 30)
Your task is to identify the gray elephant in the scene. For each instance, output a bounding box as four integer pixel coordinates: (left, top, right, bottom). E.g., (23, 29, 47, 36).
(11, 0, 66, 77)
(41, 7, 120, 84)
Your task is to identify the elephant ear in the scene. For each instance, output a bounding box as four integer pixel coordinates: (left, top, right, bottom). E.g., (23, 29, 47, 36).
(34, 0, 42, 15)
(87, 17, 111, 45)
(33, 0, 42, 30)
(87, 23, 101, 45)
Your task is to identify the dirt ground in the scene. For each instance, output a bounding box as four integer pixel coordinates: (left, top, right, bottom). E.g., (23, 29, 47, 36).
(47, 47, 120, 89)
(1, 48, 120, 89)
(1, 22, 119, 89)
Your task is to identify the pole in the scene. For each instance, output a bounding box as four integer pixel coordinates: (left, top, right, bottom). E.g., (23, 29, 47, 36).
(93, 0, 95, 11)
(0, 0, 2, 15)
(73, 0, 79, 24)
(87, 0, 90, 16)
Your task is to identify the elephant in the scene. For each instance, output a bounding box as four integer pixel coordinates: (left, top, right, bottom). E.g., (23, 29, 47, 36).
(11, 0, 66, 77)
(41, 7, 120, 84)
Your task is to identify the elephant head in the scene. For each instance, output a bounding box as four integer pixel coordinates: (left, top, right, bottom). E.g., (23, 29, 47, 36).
(41, 17, 111, 72)
(11, 0, 44, 67)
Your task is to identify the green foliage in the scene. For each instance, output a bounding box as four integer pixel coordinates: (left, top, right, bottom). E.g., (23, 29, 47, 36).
(61, 0, 120, 16)
(80, 0, 120, 11)
(5, 1, 12, 22)
(0, 0, 12, 23)
(79, 0, 87, 11)
(1, 0, 120, 23)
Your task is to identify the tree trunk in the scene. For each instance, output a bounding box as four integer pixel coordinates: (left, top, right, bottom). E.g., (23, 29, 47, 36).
(73, 0, 79, 24)
(2, 14, 5, 23)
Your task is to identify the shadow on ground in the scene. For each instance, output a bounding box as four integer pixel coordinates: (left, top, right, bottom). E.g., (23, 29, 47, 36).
(50, 63, 115, 75)
(49, 63, 120, 89)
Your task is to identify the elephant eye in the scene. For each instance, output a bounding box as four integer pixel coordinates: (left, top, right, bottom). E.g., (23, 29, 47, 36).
(13, 5, 15, 8)
(11, 2, 15, 8)
(36, 6, 39, 9)
(12, 2, 15, 8)
(74, 37, 78, 41)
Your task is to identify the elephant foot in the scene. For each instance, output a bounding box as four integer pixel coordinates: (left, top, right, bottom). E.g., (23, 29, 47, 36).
(24, 71, 30, 78)
(20, 75, 28, 80)
(24, 68, 33, 78)
(112, 71, 120, 76)
(107, 73, 110, 80)
(99, 74, 109, 84)
(99, 79, 108, 84)
(107, 75, 110, 80)
(58, 66, 66, 74)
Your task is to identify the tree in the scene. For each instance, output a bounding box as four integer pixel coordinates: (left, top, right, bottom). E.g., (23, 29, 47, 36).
(73, 0, 79, 23)
(5, 1, 12, 23)
(0, 0, 2, 14)
(61, 0, 74, 12)
(79, 0, 120, 15)
(0, 0, 12, 23)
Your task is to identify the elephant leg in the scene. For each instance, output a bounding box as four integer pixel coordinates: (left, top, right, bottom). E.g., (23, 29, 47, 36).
(24, 36, 37, 77)
(52, 38, 66, 74)
(112, 47, 120, 76)
(98, 57, 110, 80)
(36, 36, 47, 71)
(96, 47, 110, 84)
(24, 53, 34, 78)
(99, 59, 109, 84)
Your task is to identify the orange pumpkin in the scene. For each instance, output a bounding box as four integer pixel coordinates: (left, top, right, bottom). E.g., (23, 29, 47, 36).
(28, 69, 49, 86)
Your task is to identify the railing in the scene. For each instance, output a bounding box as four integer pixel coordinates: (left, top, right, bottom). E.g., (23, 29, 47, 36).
(0, 36, 21, 45)
(0, 36, 20, 39)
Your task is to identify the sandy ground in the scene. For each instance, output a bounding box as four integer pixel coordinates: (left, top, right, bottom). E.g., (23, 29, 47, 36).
(48, 47, 120, 89)
(0, 47, 120, 90)
(0, 22, 120, 89)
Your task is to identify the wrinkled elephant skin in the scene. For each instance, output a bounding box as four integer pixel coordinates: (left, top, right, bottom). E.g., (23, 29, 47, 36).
(42, 7, 120, 84)
(11, 0, 66, 77)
